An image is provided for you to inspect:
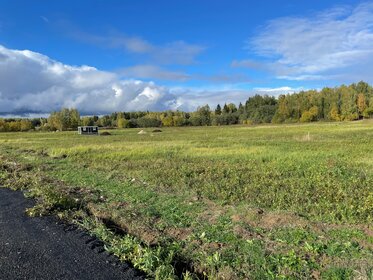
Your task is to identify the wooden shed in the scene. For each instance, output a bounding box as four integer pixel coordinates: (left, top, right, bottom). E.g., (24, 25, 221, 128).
(78, 126, 99, 135)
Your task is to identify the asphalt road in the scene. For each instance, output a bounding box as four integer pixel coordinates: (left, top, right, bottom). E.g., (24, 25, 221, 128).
(0, 187, 144, 280)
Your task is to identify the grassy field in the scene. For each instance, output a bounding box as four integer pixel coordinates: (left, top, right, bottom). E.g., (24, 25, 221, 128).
(1, 121, 373, 279)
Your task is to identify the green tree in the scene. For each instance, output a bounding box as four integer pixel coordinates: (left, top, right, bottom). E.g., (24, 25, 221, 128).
(357, 93, 367, 117)
(162, 115, 174, 127)
(196, 105, 212, 126)
(215, 104, 222, 115)
(8, 121, 21, 132)
(70, 109, 80, 129)
(339, 86, 358, 121)
(117, 117, 127, 128)
(329, 105, 341, 121)
(300, 106, 318, 122)
(48, 108, 81, 131)
(20, 119, 32, 131)
(227, 103, 237, 113)
(223, 103, 229, 114)
(238, 102, 245, 114)
(0, 119, 8, 132)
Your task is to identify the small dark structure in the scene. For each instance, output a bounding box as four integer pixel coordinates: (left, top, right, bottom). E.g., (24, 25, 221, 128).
(78, 126, 99, 135)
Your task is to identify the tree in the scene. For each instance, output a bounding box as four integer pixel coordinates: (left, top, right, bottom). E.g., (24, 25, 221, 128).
(329, 105, 341, 121)
(60, 108, 72, 130)
(357, 93, 367, 117)
(227, 103, 237, 113)
(339, 86, 358, 121)
(8, 121, 21, 132)
(116, 112, 126, 128)
(117, 117, 127, 128)
(195, 105, 212, 126)
(215, 104, 222, 115)
(300, 106, 318, 122)
(0, 119, 8, 132)
(355, 81, 370, 94)
(81, 116, 94, 126)
(173, 115, 185, 126)
(363, 96, 373, 119)
(98, 115, 113, 127)
(363, 107, 373, 119)
(244, 95, 277, 123)
(20, 119, 32, 131)
(162, 115, 174, 127)
(70, 109, 80, 129)
(136, 117, 161, 128)
(48, 108, 81, 131)
(48, 112, 62, 130)
(223, 103, 229, 114)
(238, 102, 245, 114)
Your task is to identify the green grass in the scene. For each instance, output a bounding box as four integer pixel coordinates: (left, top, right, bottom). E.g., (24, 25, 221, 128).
(0, 121, 373, 279)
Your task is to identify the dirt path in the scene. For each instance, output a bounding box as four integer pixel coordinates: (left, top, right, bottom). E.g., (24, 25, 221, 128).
(0, 187, 144, 280)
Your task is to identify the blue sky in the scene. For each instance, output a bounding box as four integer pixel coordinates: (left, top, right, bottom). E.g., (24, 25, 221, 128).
(0, 0, 372, 115)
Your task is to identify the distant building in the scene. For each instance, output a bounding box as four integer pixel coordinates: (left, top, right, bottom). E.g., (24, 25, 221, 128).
(78, 126, 99, 135)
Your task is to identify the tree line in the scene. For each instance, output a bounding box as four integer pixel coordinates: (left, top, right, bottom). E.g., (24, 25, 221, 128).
(273, 81, 373, 123)
(1, 81, 373, 132)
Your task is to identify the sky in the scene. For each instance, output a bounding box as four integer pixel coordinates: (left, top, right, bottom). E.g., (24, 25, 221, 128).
(0, 0, 372, 116)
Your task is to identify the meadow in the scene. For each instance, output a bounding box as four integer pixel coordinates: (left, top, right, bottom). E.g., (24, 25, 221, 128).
(1, 121, 372, 279)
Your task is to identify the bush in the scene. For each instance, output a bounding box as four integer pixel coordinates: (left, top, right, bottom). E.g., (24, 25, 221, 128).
(135, 117, 161, 128)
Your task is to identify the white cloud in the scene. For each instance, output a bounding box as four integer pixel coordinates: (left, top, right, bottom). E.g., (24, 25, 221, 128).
(118, 37, 153, 53)
(0, 45, 176, 115)
(248, 2, 373, 82)
(120, 64, 250, 83)
(152, 41, 206, 65)
(172, 86, 301, 111)
(231, 59, 268, 71)
(67, 28, 206, 65)
(0, 45, 296, 115)
(254, 86, 305, 97)
(255, 86, 297, 92)
(171, 88, 250, 111)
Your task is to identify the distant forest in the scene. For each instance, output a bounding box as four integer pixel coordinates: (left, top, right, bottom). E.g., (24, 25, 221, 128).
(1, 81, 373, 132)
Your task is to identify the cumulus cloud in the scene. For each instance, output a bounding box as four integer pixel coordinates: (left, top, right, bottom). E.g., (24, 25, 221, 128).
(0, 45, 177, 115)
(0, 45, 298, 116)
(247, 2, 373, 82)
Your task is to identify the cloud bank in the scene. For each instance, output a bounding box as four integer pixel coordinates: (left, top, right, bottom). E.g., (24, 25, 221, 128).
(245, 2, 373, 82)
(0, 45, 178, 115)
(0, 45, 296, 116)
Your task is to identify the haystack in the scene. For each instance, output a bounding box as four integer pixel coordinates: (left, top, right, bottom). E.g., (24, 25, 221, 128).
(100, 131, 111, 136)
